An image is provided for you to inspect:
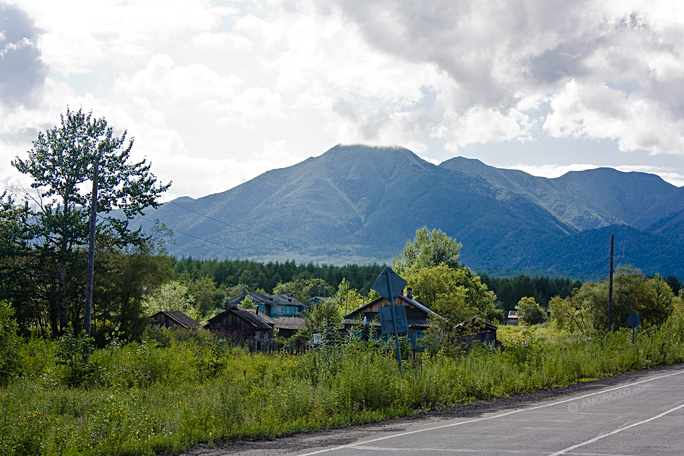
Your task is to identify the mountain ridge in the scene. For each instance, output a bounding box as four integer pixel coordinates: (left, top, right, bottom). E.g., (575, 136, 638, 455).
(137, 145, 684, 278)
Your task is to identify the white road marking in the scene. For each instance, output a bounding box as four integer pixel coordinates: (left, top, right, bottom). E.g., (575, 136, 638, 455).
(297, 369, 684, 456)
(547, 402, 684, 456)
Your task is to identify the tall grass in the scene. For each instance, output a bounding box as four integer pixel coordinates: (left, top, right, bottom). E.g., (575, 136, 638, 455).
(2, 314, 684, 456)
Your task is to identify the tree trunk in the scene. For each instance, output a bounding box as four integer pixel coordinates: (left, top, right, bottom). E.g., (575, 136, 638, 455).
(59, 257, 68, 334)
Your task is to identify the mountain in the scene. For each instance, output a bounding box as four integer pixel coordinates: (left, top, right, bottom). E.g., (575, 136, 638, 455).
(137, 145, 684, 278)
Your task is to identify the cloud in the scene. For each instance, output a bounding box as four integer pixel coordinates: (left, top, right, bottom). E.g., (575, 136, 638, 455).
(544, 80, 684, 155)
(0, 3, 47, 107)
(507, 162, 684, 187)
(328, 0, 684, 157)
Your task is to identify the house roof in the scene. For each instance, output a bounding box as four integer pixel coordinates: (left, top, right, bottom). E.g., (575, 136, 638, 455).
(245, 309, 276, 326)
(208, 307, 273, 330)
(152, 311, 200, 329)
(341, 295, 446, 327)
(275, 316, 306, 331)
(226, 292, 309, 310)
(344, 295, 445, 320)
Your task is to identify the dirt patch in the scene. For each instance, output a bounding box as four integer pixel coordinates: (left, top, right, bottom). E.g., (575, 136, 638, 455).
(172, 364, 680, 456)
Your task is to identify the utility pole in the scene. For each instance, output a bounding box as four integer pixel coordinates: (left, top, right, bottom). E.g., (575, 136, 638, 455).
(608, 234, 614, 332)
(84, 156, 99, 337)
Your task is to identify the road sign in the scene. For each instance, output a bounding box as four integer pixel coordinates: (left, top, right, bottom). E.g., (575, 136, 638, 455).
(371, 267, 407, 373)
(372, 267, 407, 300)
(627, 314, 641, 344)
(379, 305, 408, 335)
(627, 314, 641, 328)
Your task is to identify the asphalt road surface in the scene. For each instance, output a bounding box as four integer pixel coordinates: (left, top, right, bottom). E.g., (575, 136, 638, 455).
(184, 364, 684, 456)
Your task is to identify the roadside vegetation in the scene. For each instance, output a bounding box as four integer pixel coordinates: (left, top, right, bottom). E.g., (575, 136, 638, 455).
(1, 296, 683, 456)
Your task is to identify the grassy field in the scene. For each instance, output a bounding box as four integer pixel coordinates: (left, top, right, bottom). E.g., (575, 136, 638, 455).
(2, 313, 684, 456)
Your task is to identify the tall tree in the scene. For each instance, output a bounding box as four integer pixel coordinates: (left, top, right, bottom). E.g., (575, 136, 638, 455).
(12, 107, 170, 335)
(393, 228, 500, 337)
(393, 227, 461, 274)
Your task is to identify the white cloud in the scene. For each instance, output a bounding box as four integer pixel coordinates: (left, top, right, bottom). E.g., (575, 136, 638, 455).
(507, 162, 684, 187)
(544, 80, 684, 155)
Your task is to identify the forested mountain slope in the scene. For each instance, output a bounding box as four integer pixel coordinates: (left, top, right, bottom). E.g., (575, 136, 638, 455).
(136, 145, 684, 277)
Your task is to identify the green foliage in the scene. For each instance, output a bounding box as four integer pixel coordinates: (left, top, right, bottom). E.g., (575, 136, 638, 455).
(573, 266, 676, 331)
(482, 274, 582, 311)
(516, 297, 547, 325)
(393, 227, 461, 274)
(299, 300, 342, 343)
(240, 295, 256, 309)
(333, 278, 366, 314)
(273, 277, 334, 304)
(0, 302, 20, 385)
(8, 108, 169, 336)
(2, 316, 684, 455)
(55, 326, 94, 387)
(143, 281, 193, 316)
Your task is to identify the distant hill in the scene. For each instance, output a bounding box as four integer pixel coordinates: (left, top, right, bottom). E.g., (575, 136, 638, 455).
(136, 145, 684, 278)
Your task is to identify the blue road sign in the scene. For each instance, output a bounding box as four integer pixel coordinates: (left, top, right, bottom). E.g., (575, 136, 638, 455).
(379, 305, 408, 335)
(372, 267, 407, 299)
(627, 314, 641, 328)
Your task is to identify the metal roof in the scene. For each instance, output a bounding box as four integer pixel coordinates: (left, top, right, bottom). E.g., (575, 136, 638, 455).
(343, 295, 446, 322)
(225, 292, 309, 309)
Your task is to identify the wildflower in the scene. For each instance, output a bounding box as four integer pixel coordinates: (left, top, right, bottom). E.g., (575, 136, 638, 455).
(83, 401, 89, 407)
(77, 418, 84, 427)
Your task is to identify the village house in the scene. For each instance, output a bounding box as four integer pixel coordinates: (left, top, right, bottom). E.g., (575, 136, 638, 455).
(206, 302, 273, 345)
(225, 292, 309, 318)
(341, 288, 445, 348)
(151, 310, 200, 330)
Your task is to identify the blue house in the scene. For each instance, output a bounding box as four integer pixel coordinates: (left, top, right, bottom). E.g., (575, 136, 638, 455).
(224, 292, 309, 318)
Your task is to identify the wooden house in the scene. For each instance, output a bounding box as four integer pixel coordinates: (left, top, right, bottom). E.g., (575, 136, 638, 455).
(151, 310, 200, 329)
(341, 291, 445, 348)
(206, 303, 273, 343)
(225, 292, 309, 318)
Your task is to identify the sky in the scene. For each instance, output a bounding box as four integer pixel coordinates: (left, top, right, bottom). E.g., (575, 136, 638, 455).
(1, 0, 684, 202)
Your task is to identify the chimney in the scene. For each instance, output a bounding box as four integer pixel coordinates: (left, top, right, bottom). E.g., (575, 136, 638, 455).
(407, 287, 413, 300)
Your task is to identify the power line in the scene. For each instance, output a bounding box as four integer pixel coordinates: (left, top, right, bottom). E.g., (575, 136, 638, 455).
(121, 214, 258, 257)
(168, 200, 302, 250)
(579, 256, 611, 282)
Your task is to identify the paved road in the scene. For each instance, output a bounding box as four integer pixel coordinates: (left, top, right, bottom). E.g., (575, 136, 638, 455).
(293, 365, 684, 456)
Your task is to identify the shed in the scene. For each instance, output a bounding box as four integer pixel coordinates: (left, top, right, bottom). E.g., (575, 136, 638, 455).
(506, 310, 519, 326)
(275, 316, 306, 338)
(453, 316, 499, 347)
(151, 311, 200, 329)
